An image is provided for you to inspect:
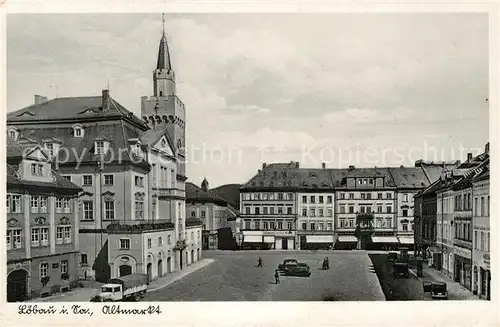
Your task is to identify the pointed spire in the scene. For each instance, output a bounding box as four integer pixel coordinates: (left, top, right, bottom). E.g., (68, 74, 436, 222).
(157, 13, 172, 70)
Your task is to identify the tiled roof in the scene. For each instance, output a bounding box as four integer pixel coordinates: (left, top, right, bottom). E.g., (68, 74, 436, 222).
(11, 122, 149, 169)
(335, 168, 396, 188)
(388, 167, 431, 189)
(186, 182, 228, 206)
(6, 142, 81, 193)
(210, 183, 242, 209)
(7, 95, 146, 127)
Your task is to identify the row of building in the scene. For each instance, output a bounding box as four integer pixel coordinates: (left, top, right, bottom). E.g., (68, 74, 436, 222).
(6, 23, 203, 301)
(237, 160, 461, 251)
(414, 143, 490, 299)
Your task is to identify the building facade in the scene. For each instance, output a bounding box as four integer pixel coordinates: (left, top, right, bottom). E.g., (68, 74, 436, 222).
(6, 141, 82, 301)
(6, 19, 200, 284)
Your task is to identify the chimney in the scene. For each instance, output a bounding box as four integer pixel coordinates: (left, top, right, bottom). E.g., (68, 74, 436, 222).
(322, 162, 326, 169)
(262, 163, 267, 169)
(349, 165, 355, 170)
(296, 162, 300, 168)
(485, 142, 490, 154)
(102, 89, 110, 110)
(34, 95, 48, 105)
(467, 153, 473, 161)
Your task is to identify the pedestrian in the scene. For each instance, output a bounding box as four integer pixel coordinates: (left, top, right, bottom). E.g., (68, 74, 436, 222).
(275, 270, 280, 284)
(258, 257, 263, 267)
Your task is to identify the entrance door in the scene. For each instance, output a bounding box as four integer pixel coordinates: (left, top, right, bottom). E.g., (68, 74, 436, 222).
(282, 238, 288, 250)
(7, 269, 28, 302)
(157, 260, 163, 278)
(197, 249, 200, 260)
(147, 263, 153, 281)
(180, 251, 183, 270)
(119, 265, 132, 277)
(191, 250, 195, 263)
(167, 257, 172, 273)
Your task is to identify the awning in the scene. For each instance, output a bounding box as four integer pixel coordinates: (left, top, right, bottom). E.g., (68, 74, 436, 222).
(306, 235, 334, 243)
(263, 236, 275, 243)
(337, 235, 358, 242)
(371, 236, 399, 243)
(244, 235, 262, 243)
(398, 237, 414, 245)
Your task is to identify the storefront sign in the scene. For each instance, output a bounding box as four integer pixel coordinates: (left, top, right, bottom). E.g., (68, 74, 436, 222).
(263, 231, 295, 237)
(454, 246, 472, 259)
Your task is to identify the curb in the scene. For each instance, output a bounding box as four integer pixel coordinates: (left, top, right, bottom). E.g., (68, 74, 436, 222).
(148, 258, 215, 292)
(408, 268, 422, 282)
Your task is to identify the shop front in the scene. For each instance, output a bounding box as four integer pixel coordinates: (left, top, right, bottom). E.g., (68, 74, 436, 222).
(335, 235, 358, 250)
(273, 232, 295, 250)
(242, 232, 265, 250)
(398, 236, 415, 252)
(370, 235, 399, 251)
(300, 234, 335, 250)
(474, 253, 490, 299)
(454, 246, 472, 291)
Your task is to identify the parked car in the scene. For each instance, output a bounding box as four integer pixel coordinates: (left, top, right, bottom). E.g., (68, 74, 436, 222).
(278, 259, 298, 271)
(387, 252, 398, 263)
(393, 261, 409, 278)
(90, 274, 148, 302)
(423, 281, 448, 299)
(282, 262, 311, 277)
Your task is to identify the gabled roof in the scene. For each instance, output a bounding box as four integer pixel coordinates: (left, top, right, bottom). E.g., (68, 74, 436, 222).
(388, 167, 430, 189)
(7, 95, 146, 127)
(138, 127, 176, 155)
(6, 142, 81, 193)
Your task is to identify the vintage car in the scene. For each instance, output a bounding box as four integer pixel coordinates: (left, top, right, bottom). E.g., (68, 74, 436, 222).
(278, 259, 299, 271)
(393, 261, 409, 278)
(387, 252, 398, 263)
(282, 262, 311, 277)
(423, 281, 448, 299)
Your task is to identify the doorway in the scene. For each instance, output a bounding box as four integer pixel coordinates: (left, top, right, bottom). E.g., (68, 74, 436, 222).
(146, 263, 153, 281)
(179, 251, 183, 270)
(157, 260, 163, 278)
(167, 257, 172, 273)
(191, 250, 195, 263)
(197, 249, 200, 261)
(119, 265, 132, 277)
(7, 269, 28, 302)
(282, 238, 288, 250)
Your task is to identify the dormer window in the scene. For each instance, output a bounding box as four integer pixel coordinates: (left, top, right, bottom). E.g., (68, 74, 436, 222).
(31, 163, 44, 176)
(72, 124, 84, 138)
(94, 140, 109, 155)
(7, 127, 19, 140)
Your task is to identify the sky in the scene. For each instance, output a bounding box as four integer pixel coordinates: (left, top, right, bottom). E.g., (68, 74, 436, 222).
(7, 13, 489, 188)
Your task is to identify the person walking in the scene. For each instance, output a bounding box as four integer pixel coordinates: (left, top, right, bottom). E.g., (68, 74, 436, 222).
(257, 257, 263, 267)
(275, 269, 280, 284)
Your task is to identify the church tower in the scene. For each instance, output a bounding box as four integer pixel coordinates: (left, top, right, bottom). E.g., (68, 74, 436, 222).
(141, 14, 186, 176)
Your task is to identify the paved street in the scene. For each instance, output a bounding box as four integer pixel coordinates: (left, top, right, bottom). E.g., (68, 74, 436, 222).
(143, 251, 385, 301)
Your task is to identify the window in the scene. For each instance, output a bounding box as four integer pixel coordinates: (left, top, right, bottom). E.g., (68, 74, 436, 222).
(360, 206, 365, 214)
(167, 235, 171, 244)
(377, 205, 382, 213)
(310, 223, 316, 231)
(386, 218, 392, 228)
(95, 141, 105, 154)
(147, 238, 152, 249)
(349, 193, 354, 199)
(120, 239, 131, 250)
(402, 209, 408, 217)
(255, 221, 260, 230)
(7, 229, 22, 250)
(340, 219, 346, 228)
(31, 228, 40, 247)
(302, 222, 307, 230)
(269, 222, 275, 230)
(104, 175, 114, 185)
(191, 211, 196, 218)
(319, 196, 324, 204)
(245, 207, 250, 214)
(378, 193, 383, 200)
(57, 226, 71, 244)
(403, 194, 408, 202)
(287, 193, 293, 200)
(263, 207, 268, 214)
(270, 207, 275, 215)
(245, 221, 251, 230)
(310, 209, 315, 217)
(31, 196, 39, 213)
(367, 193, 372, 200)
(31, 163, 37, 175)
(255, 207, 260, 215)
(83, 201, 93, 220)
(74, 127, 83, 137)
(386, 193, 392, 199)
(349, 206, 354, 214)
(386, 206, 392, 213)
(310, 196, 315, 203)
(287, 207, 292, 214)
(480, 197, 485, 216)
(40, 263, 49, 278)
(135, 176, 144, 187)
(105, 201, 115, 220)
(277, 221, 283, 230)
(40, 228, 48, 246)
(277, 207, 283, 214)
(10, 195, 21, 213)
(83, 175, 92, 186)
(302, 195, 307, 203)
(327, 196, 332, 203)
(402, 222, 408, 231)
(327, 209, 333, 217)
(327, 222, 332, 230)
(367, 206, 372, 213)
(339, 193, 345, 200)
(287, 222, 293, 230)
(263, 221, 269, 230)
(361, 193, 366, 200)
(81, 254, 88, 265)
(135, 201, 144, 219)
(60, 260, 68, 274)
(201, 211, 206, 218)
(318, 223, 324, 231)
